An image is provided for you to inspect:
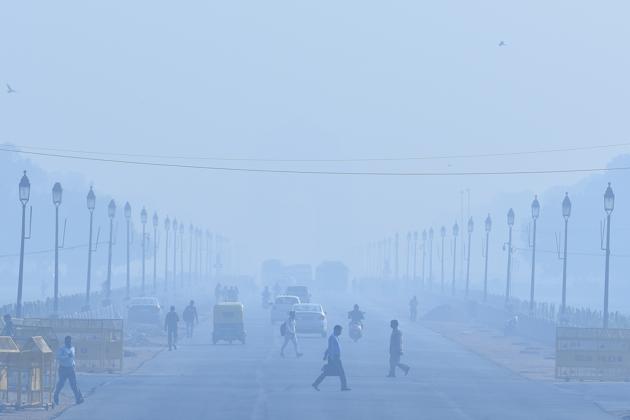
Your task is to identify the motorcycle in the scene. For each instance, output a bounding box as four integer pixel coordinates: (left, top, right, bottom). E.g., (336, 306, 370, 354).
(348, 321, 363, 342)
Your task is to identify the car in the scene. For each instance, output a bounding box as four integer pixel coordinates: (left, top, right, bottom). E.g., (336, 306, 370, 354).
(271, 295, 301, 323)
(127, 297, 161, 324)
(285, 286, 311, 303)
(293, 303, 327, 337)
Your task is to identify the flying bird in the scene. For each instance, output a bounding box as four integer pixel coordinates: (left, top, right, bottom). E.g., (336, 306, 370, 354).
(498, 41, 506, 47)
(6, 84, 16, 93)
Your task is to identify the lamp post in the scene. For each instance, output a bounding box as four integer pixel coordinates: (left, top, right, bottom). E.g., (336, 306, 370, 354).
(421, 230, 427, 289)
(505, 208, 515, 306)
(189, 224, 194, 283)
(207, 230, 213, 282)
(483, 214, 491, 302)
(152, 212, 158, 293)
(529, 196, 540, 314)
(428, 228, 434, 290)
(85, 187, 96, 308)
(16, 171, 30, 318)
(52, 182, 63, 315)
(124, 202, 131, 300)
(560, 193, 571, 317)
(140, 207, 147, 295)
(172, 219, 178, 293)
(394, 232, 399, 283)
(405, 232, 411, 286)
(466, 217, 473, 297)
(180, 224, 185, 287)
(164, 216, 170, 292)
(105, 199, 116, 306)
(451, 222, 459, 296)
(440, 226, 446, 293)
(603, 183, 614, 328)
(412, 232, 418, 288)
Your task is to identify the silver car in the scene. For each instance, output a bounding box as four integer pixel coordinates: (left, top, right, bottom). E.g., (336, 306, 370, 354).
(293, 303, 327, 337)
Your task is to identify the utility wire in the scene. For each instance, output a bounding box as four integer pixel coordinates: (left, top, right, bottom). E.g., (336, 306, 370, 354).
(1, 147, 630, 177)
(3, 141, 629, 163)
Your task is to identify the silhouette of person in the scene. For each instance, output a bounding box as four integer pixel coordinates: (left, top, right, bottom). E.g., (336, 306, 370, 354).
(388, 319, 410, 377)
(312, 325, 350, 391)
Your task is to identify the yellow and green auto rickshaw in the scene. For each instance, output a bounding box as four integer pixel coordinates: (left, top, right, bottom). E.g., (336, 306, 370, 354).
(212, 302, 246, 344)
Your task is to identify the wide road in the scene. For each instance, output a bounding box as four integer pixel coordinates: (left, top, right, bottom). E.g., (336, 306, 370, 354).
(57, 293, 614, 420)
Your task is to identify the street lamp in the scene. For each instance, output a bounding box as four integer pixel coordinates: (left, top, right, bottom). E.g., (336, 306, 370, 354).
(124, 202, 131, 299)
(105, 199, 116, 306)
(428, 228, 434, 290)
(172, 219, 178, 293)
(505, 208, 515, 306)
(603, 183, 614, 328)
(452, 222, 459, 296)
(164, 216, 170, 292)
(152, 212, 158, 293)
(52, 182, 63, 315)
(465, 217, 473, 297)
(189, 224, 194, 283)
(421, 230, 427, 289)
(85, 187, 96, 308)
(16, 171, 30, 318)
(405, 232, 411, 285)
(412, 231, 418, 288)
(560, 193, 571, 317)
(440, 226, 446, 293)
(529, 195, 540, 314)
(180, 224, 185, 287)
(483, 214, 491, 301)
(140, 207, 147, 295)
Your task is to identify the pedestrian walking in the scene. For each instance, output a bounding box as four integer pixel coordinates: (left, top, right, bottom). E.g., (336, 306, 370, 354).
(183, 300, 199, 338)
(165, 306, 179, 350)
(53, 336, 84, 406)
(312, 325, 351, 391)
(409, 296, 418, 321)
(280, 311, 303, 358)
(388, 320, 410, 377)
(1, 314, 16, 337)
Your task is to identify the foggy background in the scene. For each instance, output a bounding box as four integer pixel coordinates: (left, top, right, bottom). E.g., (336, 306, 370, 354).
(2, 1, 630, 312)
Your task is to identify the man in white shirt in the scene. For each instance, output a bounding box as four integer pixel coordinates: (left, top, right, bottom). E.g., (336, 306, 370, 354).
(281, 311, 303, 358)
(53, 336, 84, 406)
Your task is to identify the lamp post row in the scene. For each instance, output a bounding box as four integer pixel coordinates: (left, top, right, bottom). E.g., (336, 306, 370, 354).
(369, 183, 615, 329)
(13, 172, 219, 316)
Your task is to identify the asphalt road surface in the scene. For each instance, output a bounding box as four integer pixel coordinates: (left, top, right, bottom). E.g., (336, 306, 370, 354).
(57, 294, 615, 420)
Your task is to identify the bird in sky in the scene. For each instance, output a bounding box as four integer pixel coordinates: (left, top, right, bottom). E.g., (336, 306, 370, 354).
(6, 84, 16, 93)
(498, 41, 506, 47)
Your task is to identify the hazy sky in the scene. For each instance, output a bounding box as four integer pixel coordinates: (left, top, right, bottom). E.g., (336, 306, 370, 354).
(2, 1, 630, 275)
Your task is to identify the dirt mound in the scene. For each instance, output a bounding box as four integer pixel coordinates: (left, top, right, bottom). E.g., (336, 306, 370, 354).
(422, 304, 467, 322)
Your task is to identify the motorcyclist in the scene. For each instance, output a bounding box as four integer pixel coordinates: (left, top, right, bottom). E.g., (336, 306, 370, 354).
(348, 304, 365, 328)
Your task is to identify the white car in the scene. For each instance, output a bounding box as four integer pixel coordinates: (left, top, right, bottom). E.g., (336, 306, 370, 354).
(271, 295, 301, 323)
(127, 296, 161, 324)
(293, 303, 327, 337)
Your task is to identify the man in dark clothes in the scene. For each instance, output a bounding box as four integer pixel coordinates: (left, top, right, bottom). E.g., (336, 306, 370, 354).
(388, 319, 410, 377)
(312, 325, 351, 391)
(182, 300, 199, 338)
(165, 306, 179, 350)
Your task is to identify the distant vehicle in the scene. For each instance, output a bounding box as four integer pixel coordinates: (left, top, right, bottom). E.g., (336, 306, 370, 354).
(348, 321, 362, 342)
(127, 297, 161, 324)
(271, 295, 301, 323)
(285, 286, 311, 303)
(213, 302, 246, 345)
(293, 303, 327, 337)
(315, 261, 349, 291)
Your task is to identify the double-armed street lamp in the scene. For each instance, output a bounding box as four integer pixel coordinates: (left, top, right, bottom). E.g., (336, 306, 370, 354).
(440, 226, 446, 293)
(560, 193, 571, 317)
(603, 183, 614, 328)
(140, 207, 147, 295)
(16, 171, 31, 318)
(152, 212, 158, 293)
(451, 222, 459, 296)
(483, 214, 492, 302)
(529, 196, 540, 314)
(52, 182, 63, 315)
(505, 208, 515, 306)
(105, 199, 116, 306)
(85, 187, 96, 308)
(465, 217, 473, 297)
(124, 202, 131, 300)
(164, 216, 170, 292)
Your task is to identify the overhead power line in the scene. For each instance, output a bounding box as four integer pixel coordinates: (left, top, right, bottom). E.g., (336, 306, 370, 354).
(3, 141, 630, 163)
(1, 146, 629, 177)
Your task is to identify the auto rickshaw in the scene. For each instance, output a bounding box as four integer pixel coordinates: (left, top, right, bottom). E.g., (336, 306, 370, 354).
(212, 302, 246, 344)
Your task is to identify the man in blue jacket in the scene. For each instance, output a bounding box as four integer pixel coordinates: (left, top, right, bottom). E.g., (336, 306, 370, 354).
(312, 325, 351, 391)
